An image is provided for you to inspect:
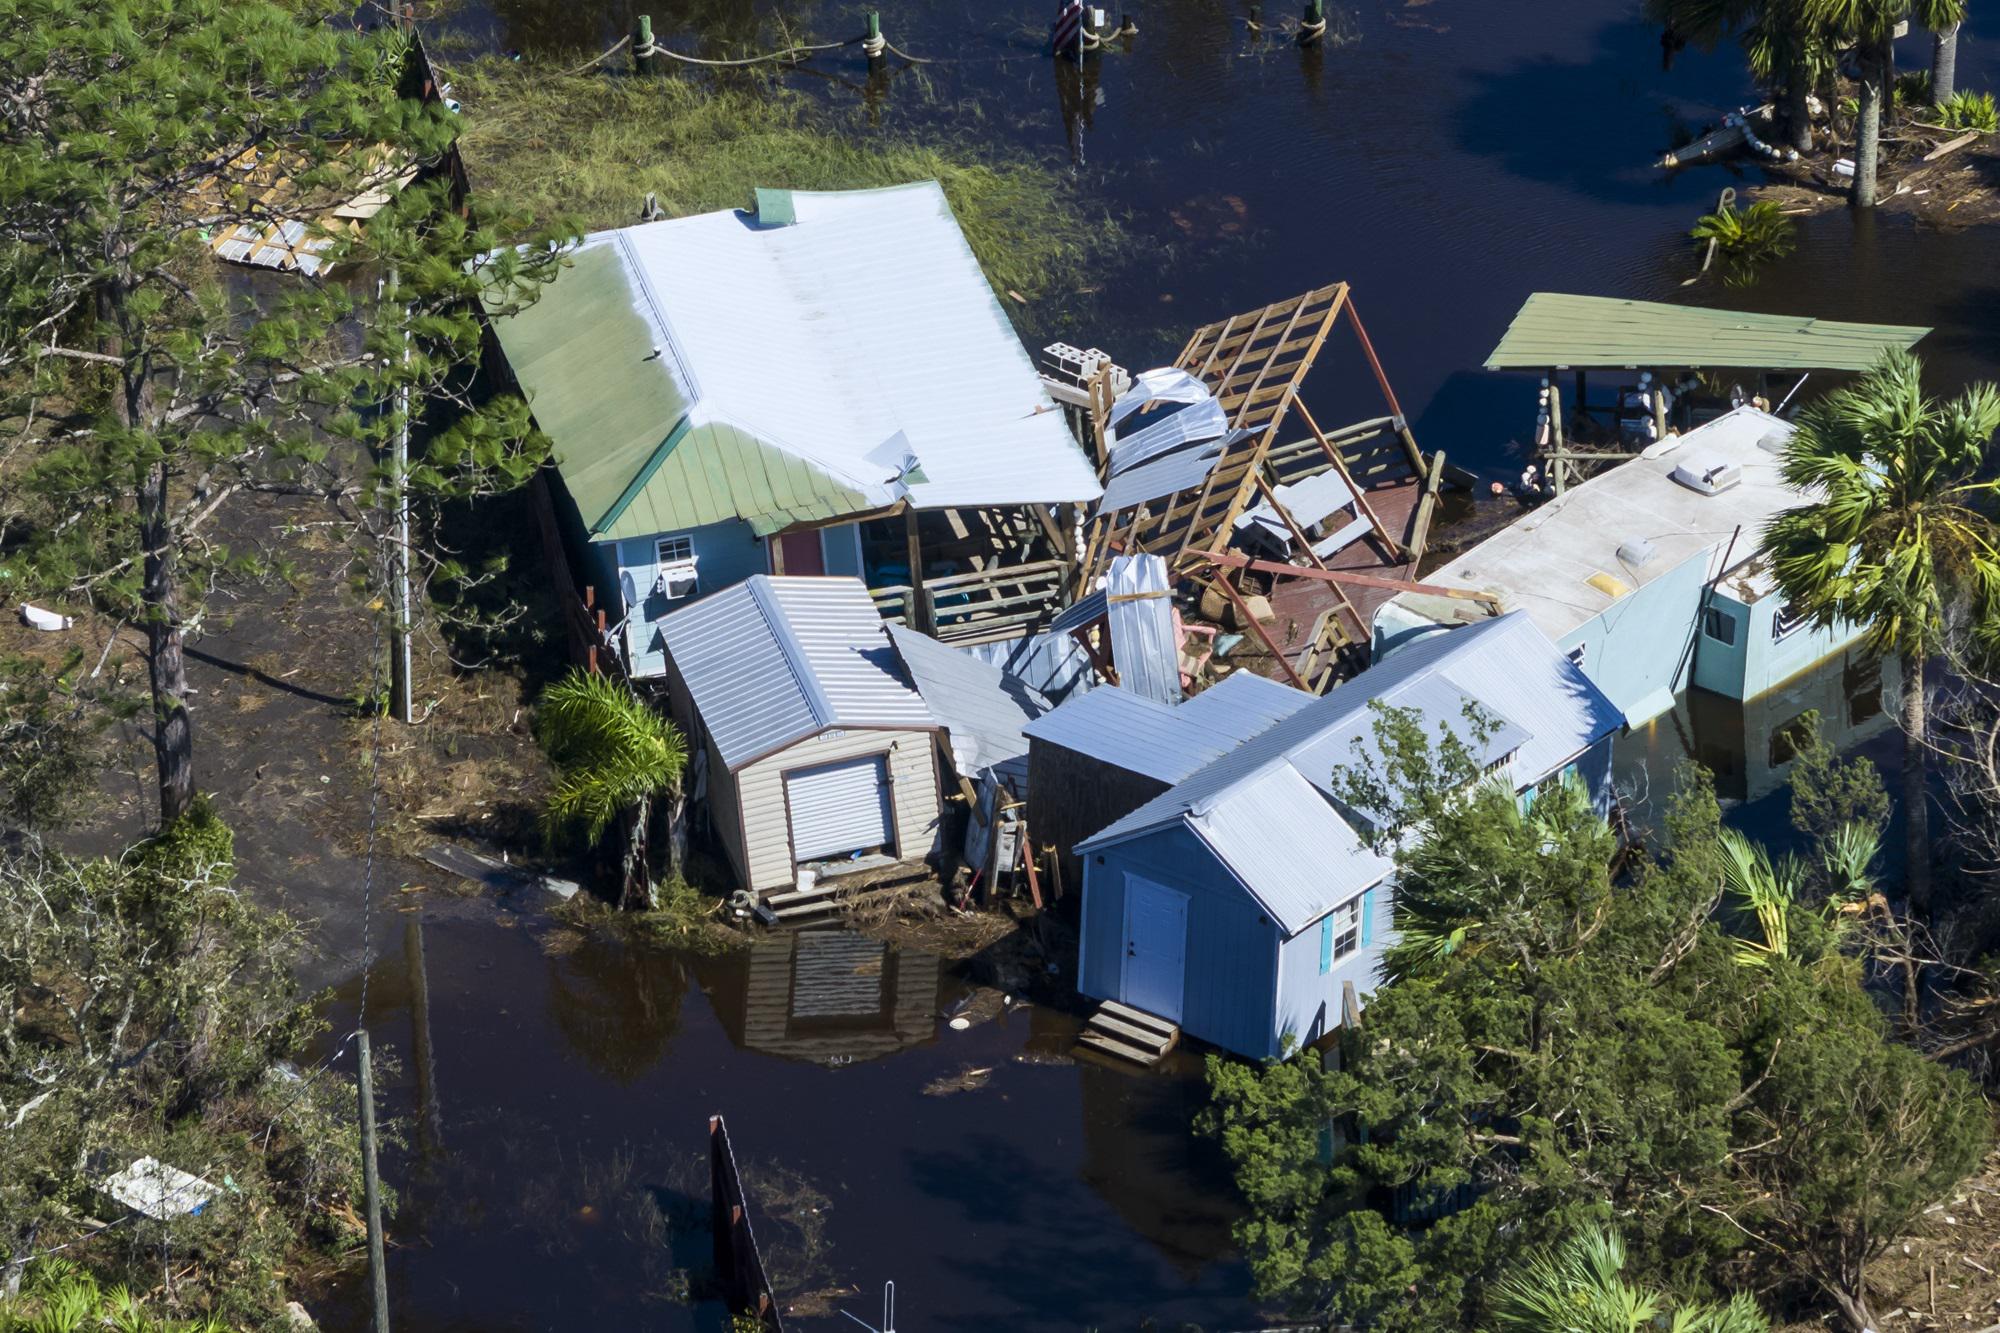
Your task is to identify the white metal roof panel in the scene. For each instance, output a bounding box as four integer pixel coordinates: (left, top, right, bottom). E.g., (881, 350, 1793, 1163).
(1105, 554, 1181, 706)
(658, 576, 932, 769)
(887, 624, 1052, 782)
(1097, 437, 1227, 514)
(1384, 407, 1800, 644)
(1079, 613, 1623, 855)
(1188, 761, 1395, 935)
(596, 182, 1102, 512)
(1175, 671, 1315, 735)
(1022, 686, 1238, 785)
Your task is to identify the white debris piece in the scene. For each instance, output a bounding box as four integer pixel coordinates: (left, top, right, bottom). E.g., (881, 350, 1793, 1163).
(19, 604, 72, 632)
(100, 1156, 216, 1220)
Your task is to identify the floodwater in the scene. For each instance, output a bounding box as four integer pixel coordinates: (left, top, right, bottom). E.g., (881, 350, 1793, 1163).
(323, 2, 2000, 1329)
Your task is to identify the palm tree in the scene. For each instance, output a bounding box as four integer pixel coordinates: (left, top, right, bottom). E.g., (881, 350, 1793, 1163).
(1648, 0, 1833, 151)
(1931, 1, 1968, 102)
(1806, 0, 1966, 204)
(1487, 1225, 1769, 1332)
(1762, 350, 2000, 918)
(538, 669, 689, 909)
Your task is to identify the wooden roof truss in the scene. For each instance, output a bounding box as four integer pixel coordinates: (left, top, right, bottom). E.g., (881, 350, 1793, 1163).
(1084, 284, 1439, 585)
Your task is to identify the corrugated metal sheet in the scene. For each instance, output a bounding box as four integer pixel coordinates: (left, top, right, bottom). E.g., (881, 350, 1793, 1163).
(1485, 293, 1928, 372)
(963, 630, 1099, 703)
(1023, 687, 1238, 785)
(1187, 761, 1394, 934)
(657, 576, 933, 770)
(488, 182, 1103, 540)
(886, 624, 1052, 782)
(1079, 615, 1624, 908)
(1176, 671, 1314, 734)
(1105, 554, 1180, 705)
(1097, 437, 1227, 514)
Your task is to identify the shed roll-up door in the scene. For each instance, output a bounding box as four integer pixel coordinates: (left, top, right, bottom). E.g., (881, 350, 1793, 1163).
(785, 755, 893, 862)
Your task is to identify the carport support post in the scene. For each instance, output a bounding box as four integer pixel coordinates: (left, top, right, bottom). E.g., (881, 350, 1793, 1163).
(1652, 368, 1669, 442)
(903, 507, 933, 635)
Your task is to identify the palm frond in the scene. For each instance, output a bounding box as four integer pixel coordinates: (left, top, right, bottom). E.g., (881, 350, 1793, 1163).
(537, 669, 688, 843)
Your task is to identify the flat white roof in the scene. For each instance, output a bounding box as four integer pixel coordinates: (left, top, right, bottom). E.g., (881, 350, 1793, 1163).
(1388, 407, 1798, 643)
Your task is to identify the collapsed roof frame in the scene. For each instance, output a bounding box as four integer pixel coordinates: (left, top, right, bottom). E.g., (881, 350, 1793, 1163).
(1080, 284, 1438, 584)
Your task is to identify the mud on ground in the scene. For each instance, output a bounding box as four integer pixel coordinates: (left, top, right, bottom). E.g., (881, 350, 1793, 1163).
(1753, 123, 2000, 228)
(11, 484, 564, 991)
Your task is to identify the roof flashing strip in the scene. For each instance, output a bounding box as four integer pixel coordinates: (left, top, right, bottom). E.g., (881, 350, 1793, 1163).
(746, 579, 841, 732)
(591, 414, 692, 536)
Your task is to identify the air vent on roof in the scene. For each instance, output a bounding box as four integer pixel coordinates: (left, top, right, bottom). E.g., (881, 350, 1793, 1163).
(1757, 431, 1790, 455)
(1616, 537, 1657, 568)
(1671, 454, 1743, 496)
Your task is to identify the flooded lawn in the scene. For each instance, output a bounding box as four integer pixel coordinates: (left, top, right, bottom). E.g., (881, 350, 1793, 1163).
(317, 914, 1247, 1331)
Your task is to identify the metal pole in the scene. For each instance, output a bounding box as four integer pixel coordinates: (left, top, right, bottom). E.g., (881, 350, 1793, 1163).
(404, 916, 441, 1153)
(357, 1030, 391, 1333)
(391, 302, 414, 726)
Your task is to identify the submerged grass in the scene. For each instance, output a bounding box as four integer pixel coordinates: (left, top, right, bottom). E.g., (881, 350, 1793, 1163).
(450, 59, 1118, 313)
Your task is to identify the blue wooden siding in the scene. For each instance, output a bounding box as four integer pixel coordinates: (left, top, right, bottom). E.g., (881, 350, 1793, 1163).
(1079, 824, 1282, 1059)
(612, 521, 768, 677)
(1275, 886, 1394, 1057)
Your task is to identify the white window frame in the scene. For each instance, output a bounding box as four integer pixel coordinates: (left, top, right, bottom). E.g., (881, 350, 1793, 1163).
(1329, 896, 1361, 963)
(653, 533, 699, 601)
(1566, 643, 1587, 668)
(1772, 601, 1808, 642)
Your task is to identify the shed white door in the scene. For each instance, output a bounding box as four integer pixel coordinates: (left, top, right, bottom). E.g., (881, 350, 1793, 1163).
(785, 755, 893, 863)
(1121, 875, 1189, 1024)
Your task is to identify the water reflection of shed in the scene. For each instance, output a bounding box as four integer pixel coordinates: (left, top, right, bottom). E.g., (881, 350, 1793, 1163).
(716, 934, 942, 1065)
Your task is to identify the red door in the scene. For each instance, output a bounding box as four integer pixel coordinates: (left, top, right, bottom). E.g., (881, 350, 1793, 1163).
(773, 530, 825, 576)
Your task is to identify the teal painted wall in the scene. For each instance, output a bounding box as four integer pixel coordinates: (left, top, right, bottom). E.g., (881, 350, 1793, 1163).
(610, 520, 768, 677)
(1558, 552, 1712, 726)
(1692, 585, 1864, 700)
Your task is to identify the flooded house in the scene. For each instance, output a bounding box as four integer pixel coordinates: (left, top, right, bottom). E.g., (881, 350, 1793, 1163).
(1483, 293, 1929, 492)
(655, 574, 1063, 898)
(1059, 612, 1623, 1063)
(483, 181, 1103, 675)
(653, 576, 944, 895)
(1374, 406, 1870, 728)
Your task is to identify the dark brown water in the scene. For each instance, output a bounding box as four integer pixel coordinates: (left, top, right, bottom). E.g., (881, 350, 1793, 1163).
(328, 3, 2000, 1329)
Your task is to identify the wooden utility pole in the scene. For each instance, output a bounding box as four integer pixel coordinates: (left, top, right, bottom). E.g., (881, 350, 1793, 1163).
(357, 1030, 391, 1333)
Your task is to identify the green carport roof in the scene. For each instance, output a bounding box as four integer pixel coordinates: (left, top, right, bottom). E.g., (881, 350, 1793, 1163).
(483, 245, 874, 542)
(1484, 293, 1929, 373)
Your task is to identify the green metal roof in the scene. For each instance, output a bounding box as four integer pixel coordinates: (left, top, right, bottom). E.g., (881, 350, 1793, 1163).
(1484, 293, 1929, 373)
(484, 245, 873, 541)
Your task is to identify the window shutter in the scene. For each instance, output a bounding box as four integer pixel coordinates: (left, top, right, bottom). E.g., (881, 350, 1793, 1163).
(1360, 890, 1376, 948)
(1319, 916, 1333, 974)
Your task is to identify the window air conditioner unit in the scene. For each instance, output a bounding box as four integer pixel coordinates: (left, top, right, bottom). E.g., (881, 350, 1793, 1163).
(654, 560, 698, 600)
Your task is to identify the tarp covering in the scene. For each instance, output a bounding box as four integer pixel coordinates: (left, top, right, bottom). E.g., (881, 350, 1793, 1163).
(1485, 293, 1929, 373)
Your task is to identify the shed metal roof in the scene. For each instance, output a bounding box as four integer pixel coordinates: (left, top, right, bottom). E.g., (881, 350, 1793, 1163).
(886, 624, 1051, 783)
(1078, 613, 1624, 934)
(488, 183, 1101, 542)
(1187, 761, 1395, 936)
(657, 576, 933, 770)
(1484, 293, 1928, 372)
(1022, 688, 1238, 785)
(1175, 671, 1314, 735)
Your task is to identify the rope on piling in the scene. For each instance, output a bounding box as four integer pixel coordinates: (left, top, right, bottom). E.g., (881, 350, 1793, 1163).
(548, 28, 937, 76)
(558, 34, 631, 75)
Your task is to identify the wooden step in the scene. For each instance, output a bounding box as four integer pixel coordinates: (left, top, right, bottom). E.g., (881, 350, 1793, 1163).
(1086, 1014, 1175, 1054)
(765, 880, 844, 909)
(1096, 999, 1177, 1038)
(1077, 1031, 1166, 1067)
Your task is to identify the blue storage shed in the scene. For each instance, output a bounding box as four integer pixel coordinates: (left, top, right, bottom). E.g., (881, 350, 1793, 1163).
(1071, 612, 1625, 1061)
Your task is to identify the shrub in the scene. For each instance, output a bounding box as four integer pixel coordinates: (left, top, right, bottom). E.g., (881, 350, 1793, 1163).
(1690, 200, 1798, 287)
(1940, 90, 1999, 132)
